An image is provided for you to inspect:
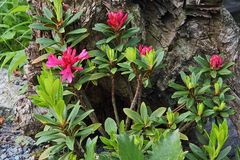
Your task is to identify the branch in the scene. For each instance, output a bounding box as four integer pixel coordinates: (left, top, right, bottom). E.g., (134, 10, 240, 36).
(126, 75, 142, 129)
(111, 74, 120, 126)
(79, 90, 107, 136)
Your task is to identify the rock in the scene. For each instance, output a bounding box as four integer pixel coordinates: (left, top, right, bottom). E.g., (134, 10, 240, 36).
(0, 122, 40, 160)
(0, 69, 24, 118)
(13, 97, 45, 136)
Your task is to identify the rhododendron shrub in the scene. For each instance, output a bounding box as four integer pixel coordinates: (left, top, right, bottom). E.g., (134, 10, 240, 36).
(29, 2, 235, 159)
(169, 55, 234, 129)
(93, 10, 139, 49)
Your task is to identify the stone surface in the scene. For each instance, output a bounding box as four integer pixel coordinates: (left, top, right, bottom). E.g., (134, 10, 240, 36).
(0, 122, 40, 160)
(0, 69, 25, 118)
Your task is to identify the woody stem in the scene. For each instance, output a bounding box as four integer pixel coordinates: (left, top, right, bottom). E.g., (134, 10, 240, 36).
(126, 74, 142, 129)
(111, 74, 120, 126)
(78, 90, 107, 136)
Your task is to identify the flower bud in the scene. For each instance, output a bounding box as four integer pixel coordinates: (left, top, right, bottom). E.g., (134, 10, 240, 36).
(138, 44, 153, 57)
(184, 76, 192, 89)
(107, 10, 128, 32)
(210, 55, 223, 70)
(219, 102, 225, 110)
(214, 82, 220, 95)
(197, 103, 205, 116)
(106, 47, 115, 61)
(167, 110, 174, 125)
(213, 102, 225, 111)
(63, 3, 70, 12)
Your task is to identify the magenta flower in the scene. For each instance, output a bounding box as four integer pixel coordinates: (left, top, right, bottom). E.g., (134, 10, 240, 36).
(138, 44, 153, 56)
(46, 47, 90, 83)
(107, 10, 128, 32)
(210, 55, 223, 70)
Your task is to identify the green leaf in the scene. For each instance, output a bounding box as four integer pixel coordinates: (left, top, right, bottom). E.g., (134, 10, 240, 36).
(93, 23, 111, 33)
(194, 56, 209, 67)
(67, 28, 87, 35)
(74, 73, 108, 88)
(210, 70, 217, 78)
(175, 111, 191, 124)
(140, 102, 148, 121)
(110, 68, 117, 74)
(76, 123, 101, 137)
(65, 11, 83, 27)
(171, 91, 189, 98)
(10, 5, 29, 13)
(34, 16, 55, 25)
(66, 136, 74, 151)
(54, 100, 65, 123)
(169, 82, 186, 91)
(150, 107, 166, 119)
(67, 103, 80, 123)
(127, 37, 140, 47)
(121, 27, 140, 39)
(53, 0, 63, 22)
(43, 7, 53, 20)
(36, 133, 65, 145)
(106, 35, 117, 43)
(29, 23, 52, 30)
(216, 146, 231, 160)
(32, 54, 49, 64)
(202, 109, 215, 117)
(218, 69, 232, 76)
(133, 59, 148, 69)
(0, 51, 16, 68)
(235, 148, 240, 160)
(63, 90, 75, 96)
(70, 33, 89, 47)
(1, 31, 16, 40)
(186, 153, 199, 160)
(198, 85, 210, 94)
(118, 134, 144, 160)
(96, 39, 107, 45)
(34, 114, 56, 125)
(50, 143, 66, 156)
(104, 118, 117, 135)
(35, 130, 59, 138)
(36, 38, 57, 49)
(189, 143, 208, 159)
(149, 130, 186, 160)
(123, 108, 142, 123)
(154, 49, 165, 67)
(8, 50, 27, 75)
(85, 137, 98, 160)
(70, 109, 94, 129)
(39, 146, 55, 160)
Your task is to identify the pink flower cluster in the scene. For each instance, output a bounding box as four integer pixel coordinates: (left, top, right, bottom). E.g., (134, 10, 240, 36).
(138, 44, 153, 56)
(210, 55, 223, 70)
(107, 10, 128, 32)
(47, 47, 90, 83)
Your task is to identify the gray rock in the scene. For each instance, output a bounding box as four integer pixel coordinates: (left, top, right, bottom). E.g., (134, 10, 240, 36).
(0, 153, 7, 159)
(0, 69, 24, 117)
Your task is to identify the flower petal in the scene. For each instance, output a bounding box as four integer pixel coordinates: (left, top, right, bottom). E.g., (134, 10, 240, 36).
(73, 66, 84, 71)
(78, 49, 90, 60)
(60, 65, 74, 83)
(46, 54, 62, 68)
